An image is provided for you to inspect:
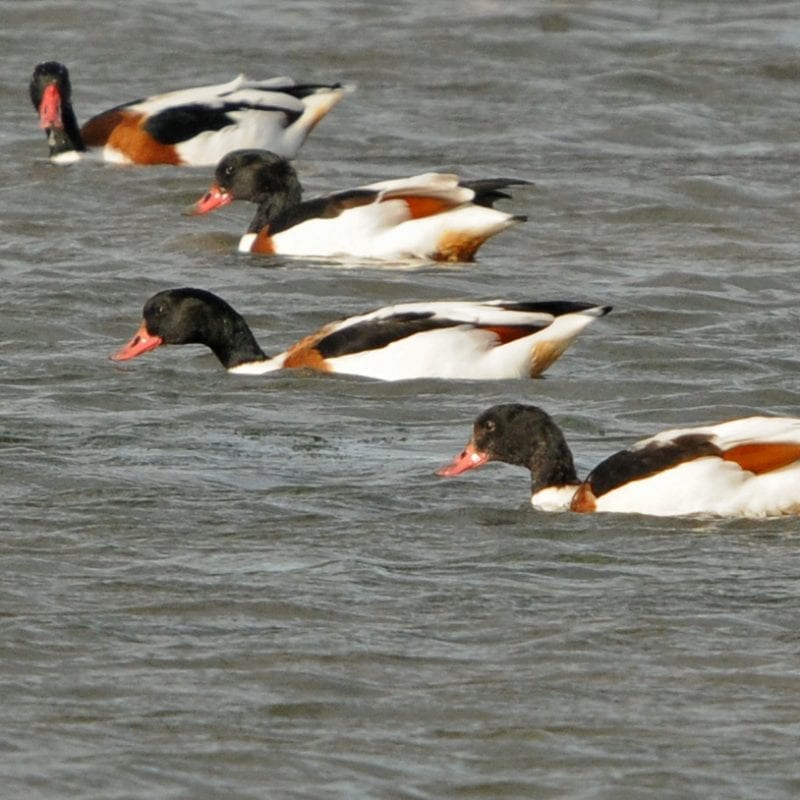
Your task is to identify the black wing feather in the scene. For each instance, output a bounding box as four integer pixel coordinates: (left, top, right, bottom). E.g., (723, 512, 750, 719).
(220, 82, 342, 100)
(460, 178, 532, 208)
(492, 300, 607, 316)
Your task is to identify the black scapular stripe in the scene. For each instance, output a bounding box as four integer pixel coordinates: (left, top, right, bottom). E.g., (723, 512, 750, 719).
(269, 189, 379, 235)
(144, 102, 301, 145)
(314, 312, 463, 359)
(586, 433, 722, 498)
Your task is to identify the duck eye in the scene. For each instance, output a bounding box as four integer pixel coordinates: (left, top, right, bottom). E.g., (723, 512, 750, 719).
(483, 419, 496, 433)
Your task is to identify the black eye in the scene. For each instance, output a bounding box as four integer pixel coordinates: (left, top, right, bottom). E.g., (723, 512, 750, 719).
(483, 419, 496, 433)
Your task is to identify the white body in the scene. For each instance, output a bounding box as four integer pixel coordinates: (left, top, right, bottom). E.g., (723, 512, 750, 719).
(238, 173, 522, 260)
(229, 300, 607, 381)
(99, 74, 345, 165)
(531, 416, 800, 517)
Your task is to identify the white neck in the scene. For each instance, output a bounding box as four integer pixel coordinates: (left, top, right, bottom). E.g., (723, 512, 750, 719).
(227, 357, 283, 375)
(530, 485, 578, 512)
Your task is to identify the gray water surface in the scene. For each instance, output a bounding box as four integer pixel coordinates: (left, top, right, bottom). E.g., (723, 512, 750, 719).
(2, 2, 800, 798)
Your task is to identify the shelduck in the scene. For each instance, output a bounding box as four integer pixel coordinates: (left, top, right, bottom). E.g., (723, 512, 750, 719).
(29, 62, 345, 165)
(111, 289, 611, 381)
(188, 149, 529, 261)
(438, 403, 800, 517)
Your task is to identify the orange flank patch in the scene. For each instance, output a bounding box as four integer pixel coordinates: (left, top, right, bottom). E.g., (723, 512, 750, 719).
(281, 329, 333, 372)
(81, 110, 181, 164)
(433, 230, 490, 262)
(282, 345, 330, 371)
(251, 227, 276, 254)
(722, 442, 800, 475)
(402, 195, 456, 220)
(569, 483, 598, 513)
(80, 109, 125, 147)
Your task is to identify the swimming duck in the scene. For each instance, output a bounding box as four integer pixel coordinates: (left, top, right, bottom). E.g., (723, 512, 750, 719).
(111, 289, 610, 381)
(188, 149, 528, 261)
(438, 403, 800, 517)
(30, 62, 345, 165)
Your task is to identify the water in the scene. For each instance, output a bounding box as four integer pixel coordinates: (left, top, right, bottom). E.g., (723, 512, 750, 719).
(3, 1, 800, 797)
